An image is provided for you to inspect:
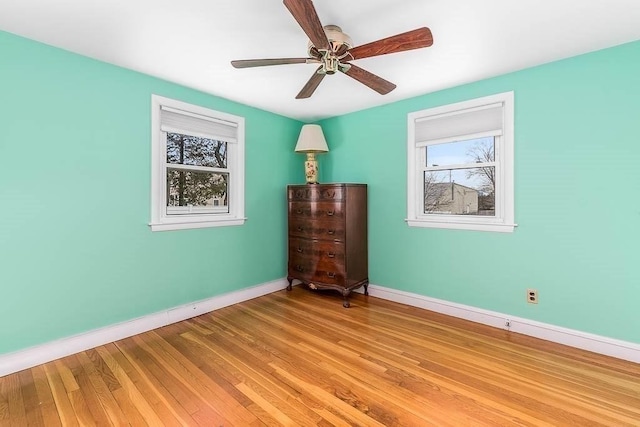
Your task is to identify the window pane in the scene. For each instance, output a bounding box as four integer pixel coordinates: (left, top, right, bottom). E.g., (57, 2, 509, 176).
(166, 169, 229, 215)
(424, 167, 495, 216)
(426, 136, 494, 167)
(167, 133, 227, 168)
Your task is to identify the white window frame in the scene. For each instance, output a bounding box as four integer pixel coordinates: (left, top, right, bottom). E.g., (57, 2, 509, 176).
(150, 95, 245, 232)
(407, 91, 515, 233)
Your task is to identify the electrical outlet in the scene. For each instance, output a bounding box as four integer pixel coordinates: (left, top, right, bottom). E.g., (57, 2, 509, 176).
(527, 288, 538, 304)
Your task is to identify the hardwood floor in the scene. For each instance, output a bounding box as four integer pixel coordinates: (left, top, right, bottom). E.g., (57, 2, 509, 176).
(1, 287, 639, 426)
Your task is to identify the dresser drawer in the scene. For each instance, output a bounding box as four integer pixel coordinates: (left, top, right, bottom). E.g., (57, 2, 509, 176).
(288, 257, 345, 286)
(310, 268, 345, 286)
(288, 220, 345, 241)
(289, 201, 345, 221)
(288, 269, 345, 286)
(289, 256, 345, 283)
(288, 185, 344, 202)
(289, 238, 345, 264)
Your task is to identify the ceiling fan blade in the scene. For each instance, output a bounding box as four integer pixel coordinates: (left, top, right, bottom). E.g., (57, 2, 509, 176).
(342, 64, 396, 95)
(296, 66, 326, 99)
(348, 27, 433, 60)
(231, 58, 314, 68)
(283, 0, 330, 51)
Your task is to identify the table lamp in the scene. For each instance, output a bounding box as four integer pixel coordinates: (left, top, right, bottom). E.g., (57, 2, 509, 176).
(294, 124, 329, 184)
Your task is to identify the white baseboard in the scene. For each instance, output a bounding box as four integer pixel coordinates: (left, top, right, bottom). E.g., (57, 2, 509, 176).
(0, 278, 288, 377)
(3, 279, 638, 377)
(357, 284, 640, 364)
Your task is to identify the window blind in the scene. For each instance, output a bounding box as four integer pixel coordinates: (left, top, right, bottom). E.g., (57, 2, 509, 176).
(160, 106, 238, 143)
(415, 102, 503, 146)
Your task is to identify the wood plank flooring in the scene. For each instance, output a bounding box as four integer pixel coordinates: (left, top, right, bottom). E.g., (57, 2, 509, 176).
(1, 287, 639, 426)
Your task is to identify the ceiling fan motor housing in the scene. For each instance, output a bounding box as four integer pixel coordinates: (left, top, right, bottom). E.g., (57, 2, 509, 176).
(308, 25, 353, 59)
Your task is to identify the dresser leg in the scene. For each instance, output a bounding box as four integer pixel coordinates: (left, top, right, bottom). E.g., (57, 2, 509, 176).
(342, 289, 351, 308)
(364, 283, 369, 296)
(286, 278, 293, 291)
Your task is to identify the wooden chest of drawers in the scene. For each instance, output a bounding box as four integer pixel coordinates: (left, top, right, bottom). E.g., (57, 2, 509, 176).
(286, 183, 368, 307)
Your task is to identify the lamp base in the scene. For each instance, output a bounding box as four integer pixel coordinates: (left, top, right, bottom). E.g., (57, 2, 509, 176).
(304, 153, 319, 184)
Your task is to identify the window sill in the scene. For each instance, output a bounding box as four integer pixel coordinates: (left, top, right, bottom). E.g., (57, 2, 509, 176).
(405, 218, 516, 233)
(149, 217, 247, 232)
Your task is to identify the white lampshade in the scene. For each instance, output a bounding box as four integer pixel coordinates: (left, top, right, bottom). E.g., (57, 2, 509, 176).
(294, 124, 329, 153)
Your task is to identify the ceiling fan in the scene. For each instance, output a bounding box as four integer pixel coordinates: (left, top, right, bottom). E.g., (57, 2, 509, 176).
(231, 0, 433, 99)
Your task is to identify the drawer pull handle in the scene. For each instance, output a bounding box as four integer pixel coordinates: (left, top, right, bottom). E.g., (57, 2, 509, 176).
(327, 272, 335, 278)
(297, 226, 304, 232)
(296, 209, 303, 214)
(326, 210, 334, 216)
(327, 252, 335, 258)
(297, 247, 303, 253)
(327, 229, 335, 235)
(295, 265, 304, 272)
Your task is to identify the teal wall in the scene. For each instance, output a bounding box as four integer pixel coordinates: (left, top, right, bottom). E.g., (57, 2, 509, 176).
(2, 28, 639, 356)
(0, 31, 301, 354)
(320, 40, 640, 344)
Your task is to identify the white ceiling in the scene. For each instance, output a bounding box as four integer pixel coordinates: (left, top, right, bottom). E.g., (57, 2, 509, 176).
(1, 0, 640, 121)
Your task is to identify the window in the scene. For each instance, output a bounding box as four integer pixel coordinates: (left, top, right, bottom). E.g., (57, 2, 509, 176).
(150, 95, 245, 231)
(407, 92, 515, 232)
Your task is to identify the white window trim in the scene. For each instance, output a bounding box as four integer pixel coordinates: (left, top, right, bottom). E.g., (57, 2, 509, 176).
(406, 91, 516, 233)
(150, 95, 246, 232)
